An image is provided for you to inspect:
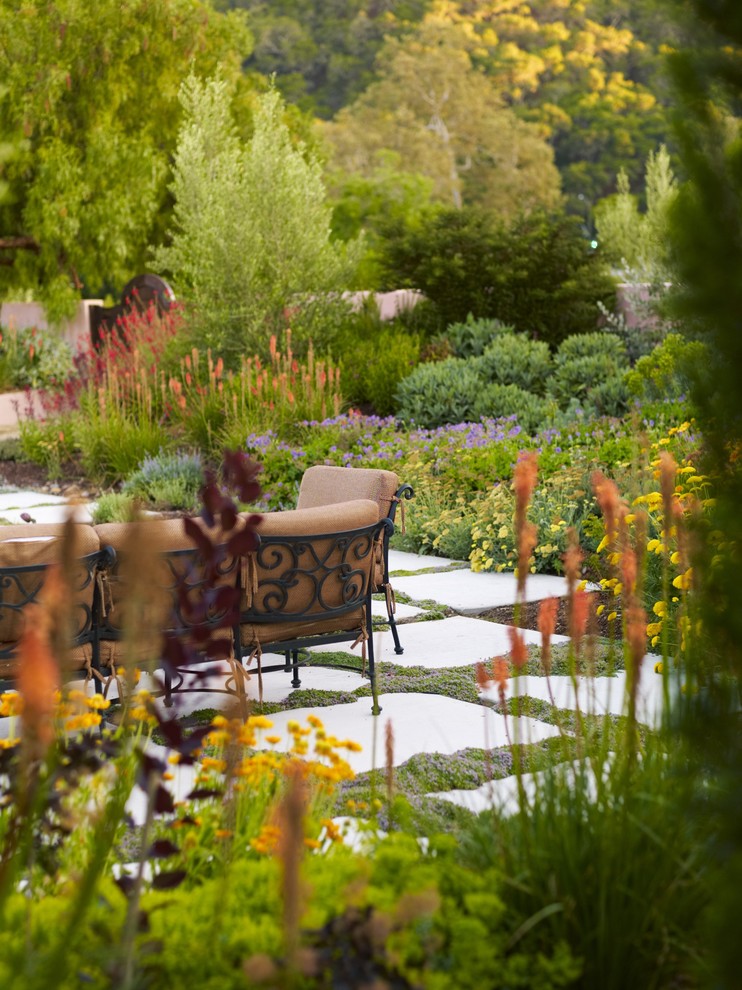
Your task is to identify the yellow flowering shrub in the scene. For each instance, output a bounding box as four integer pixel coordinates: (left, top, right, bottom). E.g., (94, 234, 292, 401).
(471, 464, 595, 574)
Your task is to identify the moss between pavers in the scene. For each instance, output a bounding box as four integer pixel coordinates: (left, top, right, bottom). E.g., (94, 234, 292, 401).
(334, 736, 576, 834)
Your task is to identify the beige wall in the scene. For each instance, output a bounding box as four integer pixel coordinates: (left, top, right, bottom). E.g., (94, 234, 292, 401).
(0, 300, 103, 351)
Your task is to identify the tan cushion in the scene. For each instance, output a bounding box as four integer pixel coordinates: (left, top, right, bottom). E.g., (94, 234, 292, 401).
(296, 467, 399, 521)
(239, 501, 379, 641)
(254, 499, 379, 537)
(0, 524, 100, 644)
(240, 608, 364, 651)
(95, 517, 238, 662)
(0, 642, 93, 679)
(94, 517, 198, 554)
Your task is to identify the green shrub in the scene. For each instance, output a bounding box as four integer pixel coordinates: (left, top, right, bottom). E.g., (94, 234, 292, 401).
(379, 207, 616, 347)
(548, 353, 629, 409)
(122, 449, 204, 511)
(395, 357, 483, 427)
(339, 324, 421, 416)
(475, 382, 553, 434)
(91, 492, 136, 524)
(586, 373, 631, 418)
(442, 315, 514, 358)
(475, 335, 552, 394)
(626, 332, 708, 402)
(554, 330, 627, 367)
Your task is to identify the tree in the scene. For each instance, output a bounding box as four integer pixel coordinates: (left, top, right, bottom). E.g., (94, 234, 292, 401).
(378, 206, 615, 345)
(154, 78, 360, 361)
(661, 1, 742, 984)
(0, 0, 253, 321)
(322, 22, 562, 218)
(594, 145, 678, 277)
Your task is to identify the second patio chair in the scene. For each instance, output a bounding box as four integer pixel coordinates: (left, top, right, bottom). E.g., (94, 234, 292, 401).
(296, 465, 414, 654)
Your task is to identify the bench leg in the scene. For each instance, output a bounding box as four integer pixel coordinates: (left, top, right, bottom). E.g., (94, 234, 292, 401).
(163, 668, 174, 708)
(367, 633, 382, 716)
(384, 584, 404, 655)
(291, 650, 301, 689)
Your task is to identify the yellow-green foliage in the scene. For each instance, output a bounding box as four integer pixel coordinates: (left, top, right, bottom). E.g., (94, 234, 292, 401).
(626, 333, 707, 401)
(471, 465, 595, 574)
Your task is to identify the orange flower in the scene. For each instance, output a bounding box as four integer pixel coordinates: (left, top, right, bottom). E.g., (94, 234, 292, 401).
(493, 657, 510, 705)
(621, 547, 638, 597)
(570, 589, 592, 651)
(17, 612, 60, 755)
(508, 625, 528, 671)
(563, 528, 583, 595)
(538, 597, 558, 675)
(475, 661, 491, 692)
(592, 471, 622, 545)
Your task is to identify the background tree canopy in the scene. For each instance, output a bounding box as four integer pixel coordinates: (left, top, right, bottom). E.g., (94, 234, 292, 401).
(228, 0, 685, 209)
(0, 0, 697, 314)
(0, 0, 253, 320)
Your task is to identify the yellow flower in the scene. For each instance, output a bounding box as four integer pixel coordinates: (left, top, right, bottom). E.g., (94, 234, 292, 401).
(265, 734, 281, 745)
(653, 601, 667, 617)
(654, 661, 663, 674)
(672, 568, 693, 591)
(307, 714, 324, 729)
(85, 694, 111, 711)
(247, 715, 273, 730)
(608, 611, 618, 622)
(596, 604, 605, 616)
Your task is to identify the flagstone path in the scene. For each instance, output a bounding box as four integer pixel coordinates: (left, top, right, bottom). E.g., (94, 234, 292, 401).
(0, 487, 665, 823)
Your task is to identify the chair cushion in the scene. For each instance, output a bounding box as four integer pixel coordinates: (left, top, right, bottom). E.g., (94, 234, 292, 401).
(255, 499, 379, 537)
(296, 466, 400, 521)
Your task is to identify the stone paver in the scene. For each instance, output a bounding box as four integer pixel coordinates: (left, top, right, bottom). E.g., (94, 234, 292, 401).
(0, 491, 69, 510)
(310, 615, 569, 668)
(392, 569, 578, 613)
(0, 502, 95, 525)
(0, 492, 670, 818)
(388, 550, 462, 573)
(371, 598, 423, 621)
(251, 692, 562, 775)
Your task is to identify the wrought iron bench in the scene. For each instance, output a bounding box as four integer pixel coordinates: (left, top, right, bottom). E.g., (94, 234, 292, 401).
(235, 506, 392, 715)
(296, 466, 414, 654)
(0, 523, 113, 691)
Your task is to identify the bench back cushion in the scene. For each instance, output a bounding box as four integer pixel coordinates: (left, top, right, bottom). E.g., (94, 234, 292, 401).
(93, 517, 236, 668)
(296, 466, 400, 521)
(240, 499, 379, 650)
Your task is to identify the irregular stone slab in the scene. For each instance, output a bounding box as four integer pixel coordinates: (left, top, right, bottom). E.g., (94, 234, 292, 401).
(311, 615, 568, 669)
(0, 502, 95, 525)
(388, 550, 462, 573)
(483, 662, 669, 729)
(371, 598, 423, 621)
(123, 662, 370, 716)
(392, 569, 578, 613)
(428, 759, 607, 817)
(252, 692, 562, 774)
(0, 491, 69, 509)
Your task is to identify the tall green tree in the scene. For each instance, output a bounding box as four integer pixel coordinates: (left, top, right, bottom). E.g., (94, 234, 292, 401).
(0, 0, 252, 321)
(595, 144, 677, 277)
(154, 78, 359, 361)
(664, 1, 742, 984)
(322, 22, 562, 217)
